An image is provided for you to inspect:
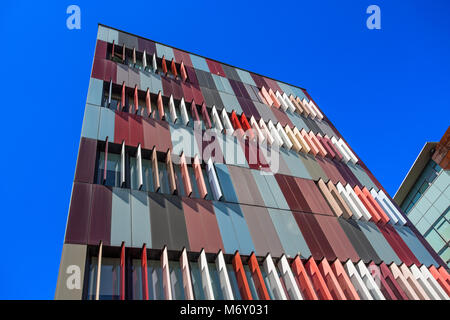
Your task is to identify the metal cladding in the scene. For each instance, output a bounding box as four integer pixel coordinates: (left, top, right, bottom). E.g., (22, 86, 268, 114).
(55, 24, 450, 300)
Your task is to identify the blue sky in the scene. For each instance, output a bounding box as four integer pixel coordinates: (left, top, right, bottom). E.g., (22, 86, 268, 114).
(0, 0, 448, 299)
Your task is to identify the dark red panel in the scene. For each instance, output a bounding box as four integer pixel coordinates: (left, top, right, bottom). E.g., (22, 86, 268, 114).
(173, 49, 193, 67)
(333, 160, 361, 187)
(378, 224, 420, 266)
(263, 77, 283, 94)
(137, 38, 156, 55)
(191, 83, 204, 105)
(205, 59, 216, 74)
(182, 198, 225, 254)
(275, 174, 310, 212)
(369, 262, 405, 300)
(88, 184, 112, 246)
(142, 117, 157, 150)
(250, 73, 269, 89)
(171, 79, 183, 100)
(161, 76, 173, 97)
(292, 212, 336, 261)
(114, 111, 130, 145)
(316, 157, 346, 185)
(185, 66, 199, 85)
(155, 120, 173, 153)
(181, 82, 194, 102)
(65, 182, 92, 244)
(271, 107, 294, 127)
(91, 57, 106, 81)
(295, 178, 333, 216)
(128, 114, 144, 147)
(95, 40, 107, 59)
(74, 137, 97, 184)
(314, 215, 359, 262)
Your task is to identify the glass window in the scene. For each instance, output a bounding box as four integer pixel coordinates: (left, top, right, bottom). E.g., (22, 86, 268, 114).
(243, 265, 260, 299)
(260, 268, 275, 300)
(226, 264, 242, 299)
(148, 260, 165, 300)
(208, 263, 224, 300)
(142, 159, 154, 192)
(87, 257, 121, 300)
(202, 167, 214, 200)
(131, 259, 144, 300)
(97, 152, 121, 187)
(173, 164, 186, 197)
(169, 261, 186, 300)
(189, 262, 205, 300)
(158, 160, 171, 194)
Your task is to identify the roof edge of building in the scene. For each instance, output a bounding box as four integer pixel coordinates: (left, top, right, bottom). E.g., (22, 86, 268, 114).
(393, 142, 437, 206)
(97, 23, 308, 93)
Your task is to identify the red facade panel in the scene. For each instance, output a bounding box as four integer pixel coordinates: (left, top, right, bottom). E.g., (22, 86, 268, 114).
(65, 182, 92, 244)
(88, 184, 112, 246)
(181, 198, 224, 254)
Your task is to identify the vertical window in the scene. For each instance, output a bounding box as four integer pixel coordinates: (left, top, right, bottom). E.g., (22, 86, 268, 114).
(158, 160, 171, 194)
(131, 259, 144, 300)
(208, 263, 224, 300)
(226, 264, 242, 299)
(87, 257, 121, 300)
(169, 261, 186, 300)
(148, 260, 165, 300)
(97, 152, 121, 187)
(260, 268, 275, 300)
(243, 265, 260, 299)
(189, 262, 205, 300)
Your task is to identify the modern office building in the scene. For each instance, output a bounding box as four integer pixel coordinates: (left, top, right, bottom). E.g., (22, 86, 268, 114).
(394, 127, 450, 268)
(55, 24, 450, 300)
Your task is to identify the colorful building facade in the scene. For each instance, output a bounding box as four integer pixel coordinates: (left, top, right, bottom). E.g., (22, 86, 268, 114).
(55, 24, 450, 300)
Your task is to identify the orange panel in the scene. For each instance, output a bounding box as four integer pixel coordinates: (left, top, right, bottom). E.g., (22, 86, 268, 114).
(248, 253, 270, 300)
(232, 252, 253, 300)
(301, 129, 319, 156)
(157, 91, 164, 121)
(145, 88, 152, 116)
(438, 266, 450, 286)
(240, 113, 255, 140)
(354, 186, 381, 222)
(151, 147, 160, 192)
(331, 260, 360, 300)
(309, 131, 327, 157)
(121, 82, 126, 110)
(304, 258, 333, 300)
(268, 88, 280, 108)
(161, 55, 168, 74)
(171, 58, 178, 77)
(318, 259, 347, 300)
(141, 244, 149, 300)
(180, 152, 192, 197)
(429, 266, 450, 295)
(180, 61, 188, 82)
(134, 85, 139, 114)
(291, 256, 319, 300)
(362, 187, 390, 224)
(260, 86, 273, 107)
(193, 155, 207, 199)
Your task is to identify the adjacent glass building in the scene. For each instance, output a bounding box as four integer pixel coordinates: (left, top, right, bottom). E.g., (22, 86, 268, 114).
(394, 127, 450, 268)
(55, 24, 450, 300)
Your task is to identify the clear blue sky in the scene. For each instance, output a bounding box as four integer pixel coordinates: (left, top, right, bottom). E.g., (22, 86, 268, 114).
(0, 0, 448, 299)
